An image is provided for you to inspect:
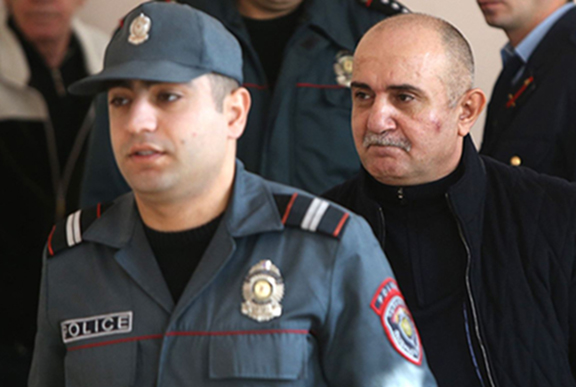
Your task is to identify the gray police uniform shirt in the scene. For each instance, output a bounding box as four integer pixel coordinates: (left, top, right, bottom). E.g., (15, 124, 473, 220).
(29, 162, 437, 387)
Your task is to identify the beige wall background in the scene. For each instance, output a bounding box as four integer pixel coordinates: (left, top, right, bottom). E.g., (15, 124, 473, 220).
(77, 0, 509, 146)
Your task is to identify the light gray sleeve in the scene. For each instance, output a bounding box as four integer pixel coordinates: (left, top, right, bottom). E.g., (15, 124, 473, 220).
(321, 216, 437, 387)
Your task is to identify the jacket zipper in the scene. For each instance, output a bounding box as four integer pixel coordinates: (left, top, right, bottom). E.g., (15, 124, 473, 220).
(446, 193, 497, 387)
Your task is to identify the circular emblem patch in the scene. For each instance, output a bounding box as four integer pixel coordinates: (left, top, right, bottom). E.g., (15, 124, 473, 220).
(241, 260, 284, 322)
(334, 50, 354, 87)
(128, 13, 151, 46)
(370, 278, 422, 365)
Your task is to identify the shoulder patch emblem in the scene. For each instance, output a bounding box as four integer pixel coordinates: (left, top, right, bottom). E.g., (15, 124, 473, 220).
(357, 0, 410, 15)
(47, 202, 112, 257)
(274, 193, 350, 239)
(371, 278, 422, 365)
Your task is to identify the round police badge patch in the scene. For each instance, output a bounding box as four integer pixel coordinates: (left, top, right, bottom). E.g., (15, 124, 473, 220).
(128, 13, 151, 45)
(334, 50, 354, 87)
(241, 260, 284, 322)
(371, 278, 422, 365)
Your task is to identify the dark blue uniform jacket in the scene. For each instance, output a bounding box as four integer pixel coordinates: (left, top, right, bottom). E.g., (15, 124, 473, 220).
(481, 7, 576, 181)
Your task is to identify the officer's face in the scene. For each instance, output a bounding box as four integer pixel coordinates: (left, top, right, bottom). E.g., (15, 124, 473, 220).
(477, 0, 564, 36)
(108, 76, 244, 201)
(4, 0, 85, 44)
(350, 26, 469, 186)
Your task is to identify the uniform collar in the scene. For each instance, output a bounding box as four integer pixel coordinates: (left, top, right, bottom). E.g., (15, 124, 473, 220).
(502, 2, 576, 64)
(84, 161, 284, 248)
(303, 0, 357, 51)
(185, 0, 356, 51)
(357, 135, 486, 227)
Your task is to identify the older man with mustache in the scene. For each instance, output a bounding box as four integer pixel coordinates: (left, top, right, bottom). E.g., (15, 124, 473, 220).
(324, 13, 576, 387)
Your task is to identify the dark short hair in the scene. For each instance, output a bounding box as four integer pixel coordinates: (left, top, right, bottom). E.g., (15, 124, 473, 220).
(206, 73, 241, 112)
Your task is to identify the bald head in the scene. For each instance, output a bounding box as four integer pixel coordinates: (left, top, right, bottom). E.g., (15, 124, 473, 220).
(358, 14, 475, 106)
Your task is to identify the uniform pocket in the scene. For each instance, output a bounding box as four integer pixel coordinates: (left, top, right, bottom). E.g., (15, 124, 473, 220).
(64, 340, 136, 387)
(209, 332, 307, 381)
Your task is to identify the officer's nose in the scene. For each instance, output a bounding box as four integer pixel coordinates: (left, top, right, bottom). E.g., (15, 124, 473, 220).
(366, 96, 397, 134)
(126, 97, 158, 134)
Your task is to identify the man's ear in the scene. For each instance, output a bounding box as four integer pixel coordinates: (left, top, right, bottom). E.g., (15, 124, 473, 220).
(224, 87, 251, 140)
(456, 88, 487, 137)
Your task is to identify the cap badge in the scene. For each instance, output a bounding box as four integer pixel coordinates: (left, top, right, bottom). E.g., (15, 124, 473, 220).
(128, 13, 151, 46)
(241, 260, 284, 322)
(334, 50, 354, 87)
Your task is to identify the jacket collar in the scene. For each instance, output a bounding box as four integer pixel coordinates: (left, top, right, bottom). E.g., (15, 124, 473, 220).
(354, 135, 486, 241)
(84, 161, 284, 248)
(186, 0, 356, 51)
(83, 161, 285, 314)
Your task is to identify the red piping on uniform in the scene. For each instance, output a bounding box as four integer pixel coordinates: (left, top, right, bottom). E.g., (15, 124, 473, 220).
(66, 330, 309, 352)
(333, 212, 350, 237)
(47, 226, 56, 256)
(282, 193, 299, 224)
(97, 202, 102, 218)
(67, 334, 163, 352)
(243, 83, 268, 90)
(506, 76, 534, 108)
(296, 83, 346, 89)
(166, 329, 309, 337)
(366, 0, 373, 7)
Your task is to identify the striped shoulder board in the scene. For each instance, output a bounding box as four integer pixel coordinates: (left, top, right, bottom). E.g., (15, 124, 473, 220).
(274, 193, 350, 240)
(357, 0, 410, 15)
(47, 202, 112, 257)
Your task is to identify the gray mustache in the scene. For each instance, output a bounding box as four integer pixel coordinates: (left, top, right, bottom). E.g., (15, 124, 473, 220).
(363, 132, 412, 152)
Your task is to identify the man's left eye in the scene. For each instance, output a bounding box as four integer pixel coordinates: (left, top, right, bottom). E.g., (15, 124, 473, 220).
(398, 94, 414, 102)
(158, 93, 180, 102)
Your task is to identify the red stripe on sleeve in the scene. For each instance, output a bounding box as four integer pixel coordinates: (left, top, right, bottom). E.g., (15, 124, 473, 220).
(332, 212, 350, 237)
(97, 202, 102, 218)
(243, 83, 269, 90)
(47, 225, 56, 256)
(282, 193, 299, 225)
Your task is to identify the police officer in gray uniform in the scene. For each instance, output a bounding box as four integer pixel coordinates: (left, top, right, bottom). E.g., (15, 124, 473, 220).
(28, 2, 436, 386)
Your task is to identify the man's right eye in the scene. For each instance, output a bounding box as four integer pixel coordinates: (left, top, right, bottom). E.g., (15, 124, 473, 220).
(109, 96, 129, 107)
(353, 91, 371, 101)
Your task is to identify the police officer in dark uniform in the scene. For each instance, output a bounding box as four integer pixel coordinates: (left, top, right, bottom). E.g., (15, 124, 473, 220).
(28, 3, 437, 386)
(79, 0, 410, 208)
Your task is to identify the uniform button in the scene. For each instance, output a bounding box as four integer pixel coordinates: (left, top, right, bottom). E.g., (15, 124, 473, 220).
(510, 156, 522, 166)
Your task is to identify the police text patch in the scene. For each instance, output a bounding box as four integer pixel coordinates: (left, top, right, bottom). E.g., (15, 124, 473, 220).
(371, 279, 422, 366)
(61, 311, 133, 344)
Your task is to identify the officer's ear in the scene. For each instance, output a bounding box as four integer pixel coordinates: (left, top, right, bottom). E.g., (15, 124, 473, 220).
(456, 88, 486, 137)
(224, 86, 251, 140)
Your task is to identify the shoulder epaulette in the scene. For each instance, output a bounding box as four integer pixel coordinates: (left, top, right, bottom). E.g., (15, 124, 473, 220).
(274, 193, 350, 239)
(357, 0, 410, 16)
(47, 202, 113, 257)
